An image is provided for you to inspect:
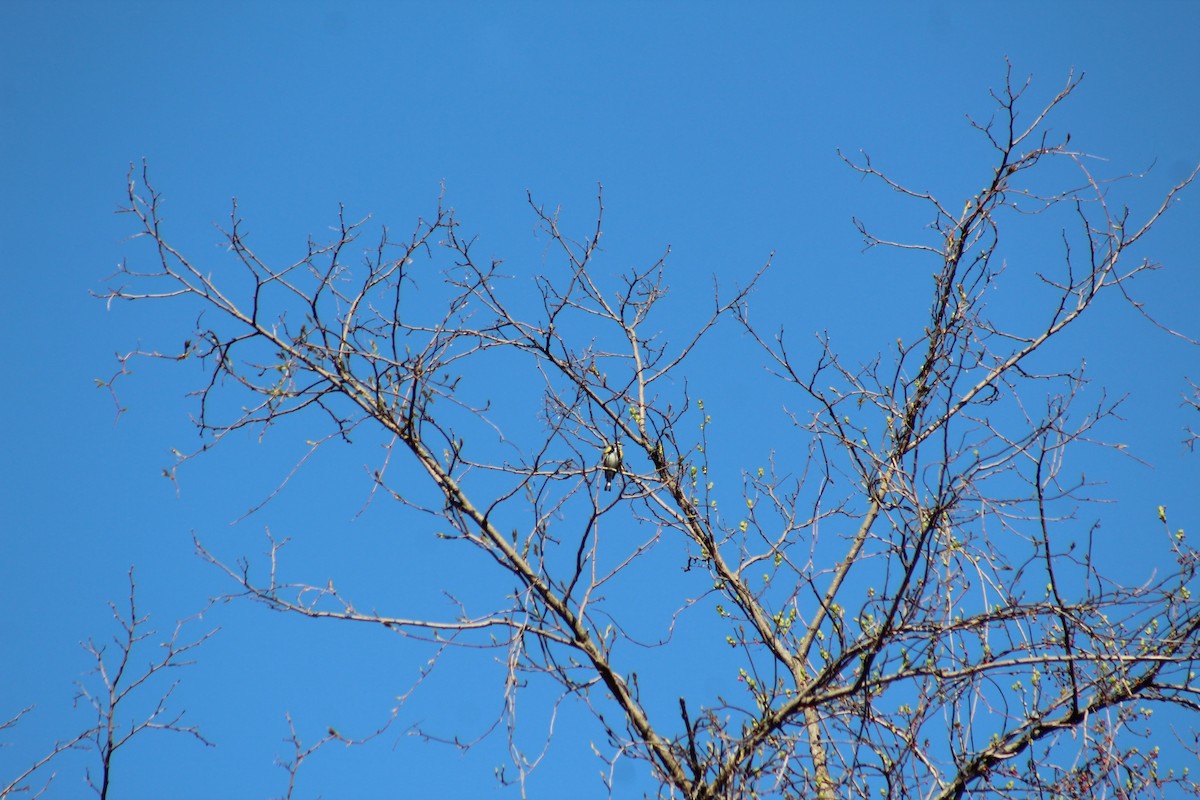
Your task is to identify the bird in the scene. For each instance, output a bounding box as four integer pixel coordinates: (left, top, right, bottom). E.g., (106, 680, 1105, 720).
(601, 440, 623, 491)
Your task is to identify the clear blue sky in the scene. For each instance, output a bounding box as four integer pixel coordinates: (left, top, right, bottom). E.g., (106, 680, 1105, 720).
(2, 3, 1198, 797)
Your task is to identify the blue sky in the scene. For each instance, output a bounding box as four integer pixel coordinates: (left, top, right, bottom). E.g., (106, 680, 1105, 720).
(2, 2, 1198, 798)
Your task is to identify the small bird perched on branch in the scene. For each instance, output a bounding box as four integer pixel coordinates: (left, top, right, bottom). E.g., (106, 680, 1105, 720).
(602, 440, 623, 491)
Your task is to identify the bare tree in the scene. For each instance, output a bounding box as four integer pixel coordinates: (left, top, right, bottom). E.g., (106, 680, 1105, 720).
(0, 707, 91, 800)
(1185, 380, 1200, 451)
(99, 68, 1200, 798)
(1, 570, 214, 799)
